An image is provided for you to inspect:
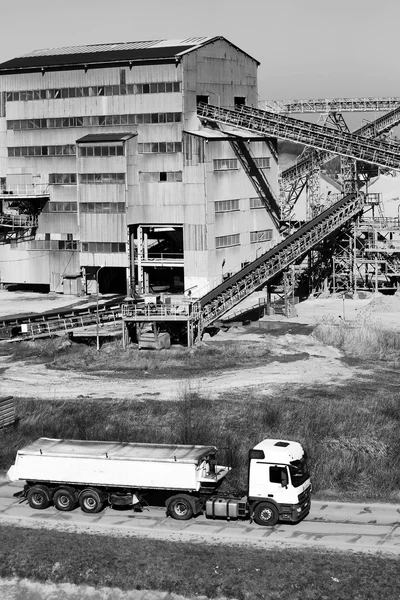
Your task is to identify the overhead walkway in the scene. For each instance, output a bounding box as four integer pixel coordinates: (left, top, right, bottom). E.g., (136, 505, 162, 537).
(195, 193, 364, 333)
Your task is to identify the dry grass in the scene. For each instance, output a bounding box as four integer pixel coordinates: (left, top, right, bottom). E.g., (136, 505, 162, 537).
(1, 524, 399, 600)
(313, 314, 400, 363)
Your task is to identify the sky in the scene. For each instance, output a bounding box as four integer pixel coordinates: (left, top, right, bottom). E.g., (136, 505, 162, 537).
(1, 0, 399, 102)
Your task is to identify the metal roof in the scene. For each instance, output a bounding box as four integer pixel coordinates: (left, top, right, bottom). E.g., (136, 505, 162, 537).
(17, 437, 217, 464)
(0, 36, 259, 74)
(76, 132, 137, 143)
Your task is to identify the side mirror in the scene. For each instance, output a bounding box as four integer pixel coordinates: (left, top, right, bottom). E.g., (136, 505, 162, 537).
(281, 470, 288, 488)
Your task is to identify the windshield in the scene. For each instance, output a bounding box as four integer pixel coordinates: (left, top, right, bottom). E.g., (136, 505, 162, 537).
(289, 458, 310, 488)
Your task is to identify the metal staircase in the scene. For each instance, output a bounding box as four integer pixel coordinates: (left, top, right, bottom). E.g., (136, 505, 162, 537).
(195, 193, 364, 332)
(228, 137, 281, 227)
(197, 103, 400, 171)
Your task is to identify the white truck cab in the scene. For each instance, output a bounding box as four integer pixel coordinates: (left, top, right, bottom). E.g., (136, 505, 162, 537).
(247, 439, 311, 526)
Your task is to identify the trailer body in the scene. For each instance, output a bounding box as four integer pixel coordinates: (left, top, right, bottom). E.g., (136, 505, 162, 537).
(7, 437, 311, 526)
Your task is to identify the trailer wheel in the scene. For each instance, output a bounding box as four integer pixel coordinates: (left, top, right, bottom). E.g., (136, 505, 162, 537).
(53, 488, 76, 512)
(253, 502, 279, 526)
(169, 496, 194, 521)
(79, 489, 104, 514)
(26, 485, 50, 510)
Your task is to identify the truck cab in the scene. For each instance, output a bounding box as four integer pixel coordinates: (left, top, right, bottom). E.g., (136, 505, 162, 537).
(247, 439, 311, 526)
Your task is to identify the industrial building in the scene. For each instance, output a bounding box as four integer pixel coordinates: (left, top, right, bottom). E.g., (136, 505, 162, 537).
(0, 37, 279, 297)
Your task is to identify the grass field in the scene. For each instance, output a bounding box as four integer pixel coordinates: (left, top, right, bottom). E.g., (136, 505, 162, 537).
(0, 524, 398, 600)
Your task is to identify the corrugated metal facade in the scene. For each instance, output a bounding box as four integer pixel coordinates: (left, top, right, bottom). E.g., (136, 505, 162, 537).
(0, 37, 278, 297)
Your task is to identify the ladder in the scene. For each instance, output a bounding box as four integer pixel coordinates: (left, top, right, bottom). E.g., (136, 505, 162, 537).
(196, 193, 364, 331)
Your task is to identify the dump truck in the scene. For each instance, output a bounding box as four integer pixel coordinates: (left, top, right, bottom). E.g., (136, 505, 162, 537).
(7, 437, 311, 526)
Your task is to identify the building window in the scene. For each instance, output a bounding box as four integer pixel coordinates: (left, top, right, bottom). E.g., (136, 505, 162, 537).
(8, 145, 76, 157)
(49, 173, 77, 185)
(213, 158, 238, 171)
(80, 202, 125, 213)
(43, 202, 77, 212)
(7, 112, 182, 130)
(137, 142, 182, 154)
(79, 145, 124, 157)
(250, 197, 264, 209)
(79, 173, 125, 184)
(254, 157, 271, 169)
(139, 171, 182, 182)
(215, 199, 240, 213)
(81, 242, 126, 253)
(216, 234, 240, 248)
(234, 97, 246, 108)
(196, 95, 209, 105)
(250, 229, 273, 243)
(5, 81, 181, 103)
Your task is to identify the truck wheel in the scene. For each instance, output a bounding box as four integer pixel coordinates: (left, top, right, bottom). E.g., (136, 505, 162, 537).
(26, 485, 50, 510)
(79, 489, 104, 514)
(253, 502, 279, 526)
(169, 496, 193, 521)
(53, 488, 76, 512)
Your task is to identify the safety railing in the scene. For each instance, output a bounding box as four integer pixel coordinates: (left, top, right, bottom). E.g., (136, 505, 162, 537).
(122, 301, 199, 320)
(0, 214, 38, 228)
(0, 184, 50, 198)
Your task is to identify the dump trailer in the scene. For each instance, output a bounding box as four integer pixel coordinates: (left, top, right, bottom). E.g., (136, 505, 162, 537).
(7, 437, 311, 526)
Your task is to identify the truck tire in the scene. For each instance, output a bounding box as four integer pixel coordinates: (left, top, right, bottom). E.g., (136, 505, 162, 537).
(253, 502, 279, 526)
(169, 496, 194, 521)
(26, 485, 51, 510)
(79, 489, 104, 514)
(53, 488, 76, 512)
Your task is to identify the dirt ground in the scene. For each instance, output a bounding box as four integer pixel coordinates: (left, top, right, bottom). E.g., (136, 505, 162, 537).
(0, 290, 398, 401)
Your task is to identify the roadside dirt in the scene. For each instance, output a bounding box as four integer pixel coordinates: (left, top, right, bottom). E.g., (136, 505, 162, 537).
(0, 290, 396, 402)
(0, 328, 363, 401)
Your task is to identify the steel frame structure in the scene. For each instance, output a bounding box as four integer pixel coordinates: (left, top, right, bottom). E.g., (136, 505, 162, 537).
(261, 97, 400, 114)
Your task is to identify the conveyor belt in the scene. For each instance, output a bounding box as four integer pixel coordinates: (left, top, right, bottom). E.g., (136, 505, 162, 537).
(196, 193, 363, 330)
(197, 103, 400, 171)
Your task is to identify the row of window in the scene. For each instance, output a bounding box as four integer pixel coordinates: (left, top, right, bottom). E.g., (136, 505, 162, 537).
(42, 202, 126, 213)
(29, 240, 78, 250)
(139, 171, 182, 183)
(81, 242, 126, 253)
(216, 229, 273, 248)
(6, 81, 181, 102)
(215, 198, 267, 212)
(80, 202, 125, 213)
(215, 199, 240, 213)
(7, 112, 182, 130)
(213, 157, 271, 171)
(41, 197, 265, 213)
(9, 145, 76, 157)
(48, 173, 125, 184)
(80, 173, 125, 184)
(27, 236, 271, 252)
(137, 142, 182, 154)
(79, 145, 124, 157)
(49, 173, 77, 185)
(43, 202, 77, 212)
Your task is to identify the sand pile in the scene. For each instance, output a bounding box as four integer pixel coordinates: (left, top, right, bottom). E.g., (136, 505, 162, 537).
(362, 292, 400, 314)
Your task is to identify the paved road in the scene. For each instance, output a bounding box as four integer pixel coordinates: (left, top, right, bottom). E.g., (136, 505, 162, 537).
(1, 478, 399, 555)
